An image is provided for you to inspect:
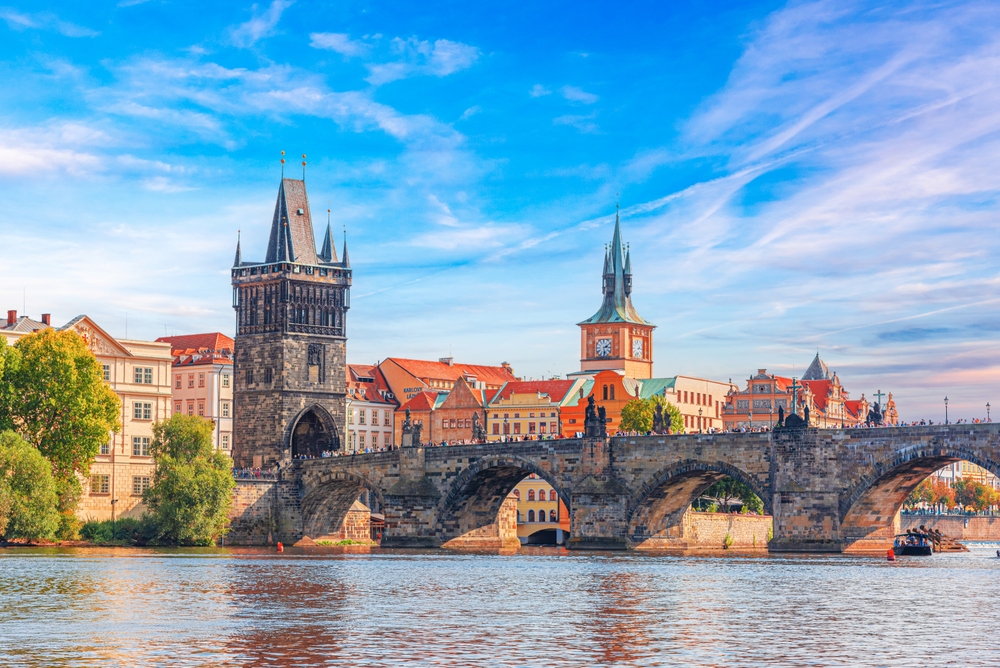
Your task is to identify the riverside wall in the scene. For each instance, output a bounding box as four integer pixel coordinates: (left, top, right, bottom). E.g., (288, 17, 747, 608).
(682, 511, 773, 550)
(901, 515, 1000, 541)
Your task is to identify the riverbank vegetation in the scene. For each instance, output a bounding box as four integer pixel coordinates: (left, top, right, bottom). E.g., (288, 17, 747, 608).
(692, 477, 765, 515)
(905, 477, 999, 513)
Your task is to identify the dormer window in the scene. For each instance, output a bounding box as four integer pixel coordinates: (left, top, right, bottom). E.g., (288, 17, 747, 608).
(297, 208, 304, 215)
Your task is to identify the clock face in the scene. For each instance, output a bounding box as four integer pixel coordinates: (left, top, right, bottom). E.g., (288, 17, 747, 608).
(596, 338, 612, 357)
(632, 338, 643, 358)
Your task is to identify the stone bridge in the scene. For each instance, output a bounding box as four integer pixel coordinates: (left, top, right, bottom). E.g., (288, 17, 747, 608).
(240, 424, 1000, 553)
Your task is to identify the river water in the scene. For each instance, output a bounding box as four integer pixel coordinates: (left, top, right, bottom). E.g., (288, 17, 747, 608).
(1, 545, 998, 667)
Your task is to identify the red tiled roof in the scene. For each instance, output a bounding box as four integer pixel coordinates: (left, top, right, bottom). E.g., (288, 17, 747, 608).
(801, 380, 833, 410)
(385, 357, 516, 386)
(845, 400, 863, 418)
(157, 333, 234, 355)
(493, 380, 576, 404)
(399, 391, 439, 412)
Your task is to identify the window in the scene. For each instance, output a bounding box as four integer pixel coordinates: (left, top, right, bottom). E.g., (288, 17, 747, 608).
(198, 401, 205, 417)
(174, 401, 181, 414)
(100, 442, 110, 455)
(134, 367, 153, 384)
(550, 422, 557, 433)
(187, 401, 194, 416)
(222, 402, 230, 418)
(371, 432, 378, 448)
(349, 409, 354, 424)
(384, 432, 391, 445)
(264, 368, 273, 384)
(610, 385, 615, 400)
(550, 412, 556, 418)
(529, 412, 535, 418)
(359, 433, 366, 448)
(175, 375, 181, 389)
(550, 510, 558, 522)
(527, 510, 535, 522)
(513, 423, 521, 435)
(539, 423, 547, 433)
(513, 489, 520, 499)
(550, 490, 558, 501)
(464, 418, 471, 428)
(91, 474, 109, 494)
(493, 413, 498, 419)
(442, 419, 447, 429)
(198, 373, 205, 388)
(359, 410, 366, 425)
(133, 402, 152, 420)
(528, 422, 536, 433)
(103, 365, 111, 381)
(492, 423, 500, 435)
(514, 413, 520, 419)
(603, 385, 608, 400)
(188, 374, 195, 388)
(132, 476, 151, 496)
(221, 434, 230, 450)
(246, 369, 254, 384)
(528, 489, 535, 501)
(450, 419, 456, 428)
(222, 374, 230, 388)
(384, 412, 391, 426)
(538, 489, 547, 502)
(132, 436, 150, 457)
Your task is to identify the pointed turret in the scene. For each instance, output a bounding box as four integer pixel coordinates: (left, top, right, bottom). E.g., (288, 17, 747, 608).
(319, 221, 338, 263)
(233, 231, 242, 267)
(802, 352, 832, 381)
(342, 232, 350, 268)
(579, 206, 649, 326)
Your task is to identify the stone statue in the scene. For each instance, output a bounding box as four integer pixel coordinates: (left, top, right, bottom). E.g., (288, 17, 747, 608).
(411, 420, 423, 446)
(777, 405, 785, 428)
(597, 406, 608, 435)
(402, 407, 412, 434)
(652, 403, 665, 433)
(803, 405, 810, 427)
(867, 402, 883, 427)
(471, 412, 486, 442)
(584, 395, 607, 438)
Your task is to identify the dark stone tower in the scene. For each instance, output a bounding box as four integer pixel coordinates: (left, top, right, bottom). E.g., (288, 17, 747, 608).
(231, 178, 351, 467)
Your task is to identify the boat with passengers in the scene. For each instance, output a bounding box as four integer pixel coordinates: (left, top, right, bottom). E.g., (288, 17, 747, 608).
(893, 532, 934, 556)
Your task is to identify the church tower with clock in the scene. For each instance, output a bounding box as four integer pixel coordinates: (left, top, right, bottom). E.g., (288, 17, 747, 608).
(578, 208, 655, 379)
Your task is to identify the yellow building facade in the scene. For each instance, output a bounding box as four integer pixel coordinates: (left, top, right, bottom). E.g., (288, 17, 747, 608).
(512, 474, 570, 545)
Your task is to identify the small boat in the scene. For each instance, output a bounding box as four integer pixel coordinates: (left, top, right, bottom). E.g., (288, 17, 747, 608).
(894, 532, 933, 556)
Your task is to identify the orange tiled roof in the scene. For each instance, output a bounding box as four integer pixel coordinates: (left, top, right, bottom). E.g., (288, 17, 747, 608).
(399, 391, 439, 412)
(385, 357, 516, 386)
(493, 380, 576, 404)
(157, 332, 234, 356)
(801, 380, 833, 410)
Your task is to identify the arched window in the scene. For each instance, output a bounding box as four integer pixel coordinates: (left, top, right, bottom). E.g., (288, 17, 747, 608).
(610, 385, 615, 400)
(528, 489, 535, 501)
(549, 490, 557, 501)
(513, 489, 520, 499)
(527, 510, 535, 522)
(538, 490, 547, 502)
(602, 385, 608, 400)
(550, 510, 557, 522)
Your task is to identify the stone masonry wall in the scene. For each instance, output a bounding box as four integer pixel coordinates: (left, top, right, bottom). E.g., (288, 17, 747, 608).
(901, 515, 1000, 541)
(682, 511, 773, 550)
(441, 494, 519, 549)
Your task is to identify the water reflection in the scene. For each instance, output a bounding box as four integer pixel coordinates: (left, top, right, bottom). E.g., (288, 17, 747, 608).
(0, 546, 998, 666)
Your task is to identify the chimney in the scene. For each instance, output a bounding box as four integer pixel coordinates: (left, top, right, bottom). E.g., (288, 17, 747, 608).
(439, 357, 454, 366)
(41, 313, 51, 326)
(6, 310, 15, 326)
(501, 362, 512, 373)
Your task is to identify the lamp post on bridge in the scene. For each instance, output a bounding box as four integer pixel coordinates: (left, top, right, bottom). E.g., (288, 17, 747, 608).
(987, 402, 991, 423)
(944, 396, 949, 425)
(698, 407, 703, 434)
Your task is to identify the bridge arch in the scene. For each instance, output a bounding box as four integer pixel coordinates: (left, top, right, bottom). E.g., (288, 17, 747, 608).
(299, 467, 385, 540)
(287, 404, 341, 458)
(627, 460, 771, 548)
(839, 442, 1000, 550)
(436, 455, 570, 547)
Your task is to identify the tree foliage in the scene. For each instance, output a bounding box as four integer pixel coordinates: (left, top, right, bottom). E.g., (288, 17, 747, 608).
(0, 329, 120, 480)
(143, 414, 235, 546)
(0, 430, 60, 540)
(701, 476, 764, 514)
(619, 396, 684, 434)
(953, 479, 998, 512)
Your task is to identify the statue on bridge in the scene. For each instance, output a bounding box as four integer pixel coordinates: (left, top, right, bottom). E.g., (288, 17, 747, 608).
(471, 412, 486, 443)
(653, 403, 665, 434)
(777, 405, 785, 428)
(584, 395, 608, 437)
(867, 403, 883, 427)
(411, 420, 423, 446)
(402, 407, 420, 447)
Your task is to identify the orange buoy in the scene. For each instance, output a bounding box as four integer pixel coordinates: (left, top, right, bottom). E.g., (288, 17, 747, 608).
(886, 547, 895, 561)
(277, 542, 284, 553)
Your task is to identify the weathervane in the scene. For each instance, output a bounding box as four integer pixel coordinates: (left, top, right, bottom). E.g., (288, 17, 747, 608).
(302, 154, 307, 180)
(280, 150, 285, 178)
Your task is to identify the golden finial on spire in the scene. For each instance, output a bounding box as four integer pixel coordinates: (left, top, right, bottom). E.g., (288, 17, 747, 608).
(280, 150, 285, 177)
(302, 154, 307, 180)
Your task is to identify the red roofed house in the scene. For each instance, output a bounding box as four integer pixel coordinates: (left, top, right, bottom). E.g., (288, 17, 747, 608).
(156, 333, 235, 452)
(396, 390, 441, 445)
(346, 364, 398, 452)
(486, 379, 585, 441)
(723, 354, 873, 430)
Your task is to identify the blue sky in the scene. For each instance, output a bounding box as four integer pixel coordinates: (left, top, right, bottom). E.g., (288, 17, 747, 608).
(2, 0, 999, 420)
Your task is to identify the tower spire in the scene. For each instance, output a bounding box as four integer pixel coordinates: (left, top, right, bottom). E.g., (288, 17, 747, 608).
(342, 226, 350, 268)
(233, 230, 242, 267)
(319, 208, 338, 263)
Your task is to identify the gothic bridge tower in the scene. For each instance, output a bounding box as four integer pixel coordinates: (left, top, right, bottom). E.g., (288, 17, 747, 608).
(231, 178, 351, 467)
(578, 208, 655, 379)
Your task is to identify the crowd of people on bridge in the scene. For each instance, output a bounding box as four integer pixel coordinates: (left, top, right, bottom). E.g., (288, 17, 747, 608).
(232, 466, 278, 479)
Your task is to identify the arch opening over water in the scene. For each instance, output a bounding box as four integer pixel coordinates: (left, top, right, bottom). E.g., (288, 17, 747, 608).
(290, 405, 339, 459)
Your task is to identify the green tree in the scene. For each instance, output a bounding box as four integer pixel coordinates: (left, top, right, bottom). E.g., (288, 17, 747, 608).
(0, 431, 60, 540)
(144, 414, 235, 545)
(0, 329, 121, 480)
(905, 479, 935, 508)
(954, 479, 997, 512)
(618, 396, 684, 434)
(702, 476, 764, 514)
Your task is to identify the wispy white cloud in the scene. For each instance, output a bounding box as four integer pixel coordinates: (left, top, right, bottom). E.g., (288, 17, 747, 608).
(459, 105, 481, 121)
(309, 32, 370, 57)
(530, 84, 551, 97)
(554, 112, 599, 134)
(228, 0, 294, 48)
(365, 37, 479, 85)
(561, 85, 598, 104)
(0, 7, 99, 37)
